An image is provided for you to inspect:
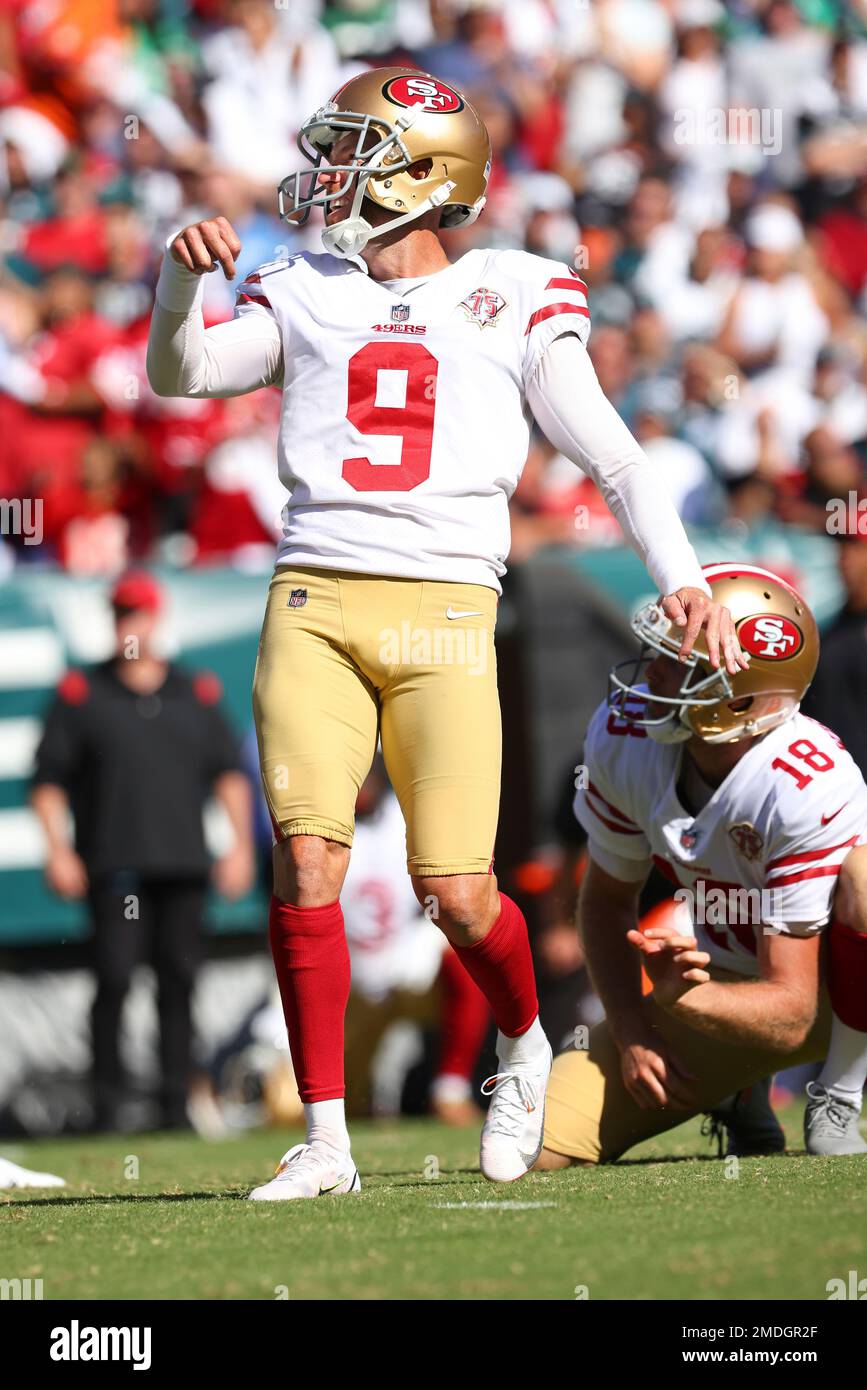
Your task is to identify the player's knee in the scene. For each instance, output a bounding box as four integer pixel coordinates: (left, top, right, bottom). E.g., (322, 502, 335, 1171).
(834, 845, 867, 934)
(273, 835, 348, 906)
(412, 873, 499, 944)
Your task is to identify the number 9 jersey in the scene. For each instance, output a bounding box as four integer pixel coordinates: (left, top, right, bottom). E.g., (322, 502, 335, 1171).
(234, 246, 591, 592)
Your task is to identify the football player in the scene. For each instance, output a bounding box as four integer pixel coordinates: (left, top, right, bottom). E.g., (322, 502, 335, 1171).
(146, 67, 744, 1197)
(537, 563, 867, 1169)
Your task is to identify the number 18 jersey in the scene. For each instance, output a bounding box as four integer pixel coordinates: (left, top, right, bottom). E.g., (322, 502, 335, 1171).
(575, 701, 867, 976)
(234, 246, 591, 592)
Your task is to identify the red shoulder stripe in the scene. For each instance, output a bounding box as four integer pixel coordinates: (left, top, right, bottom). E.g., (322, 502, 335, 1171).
(546, 276, 589, 295)
(237, 289, 272, 309)
(524, 303, 590, 336)
(586, 779, 638, 826)
(765, 834, 859, 874)
(763, 864, 844, 889)
(585, 794, 644, 835)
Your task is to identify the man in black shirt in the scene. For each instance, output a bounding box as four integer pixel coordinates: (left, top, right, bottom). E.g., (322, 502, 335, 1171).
(803, 533, 867, 775)
(31, 570, 255, 1130)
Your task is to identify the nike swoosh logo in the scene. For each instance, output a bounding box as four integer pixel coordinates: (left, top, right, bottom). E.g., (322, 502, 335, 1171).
(319, 1171, 353, 1194)
(446, 607, 483, 620)
(518, 1101, 547, 1171)
(821, 805, 848, 825)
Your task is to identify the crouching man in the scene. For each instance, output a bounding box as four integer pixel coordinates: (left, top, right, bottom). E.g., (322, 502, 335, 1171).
(537, 564, 867, 1168)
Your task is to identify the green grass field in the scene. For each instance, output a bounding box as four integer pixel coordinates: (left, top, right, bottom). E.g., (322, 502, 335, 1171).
(2, 1103, 864, 1301)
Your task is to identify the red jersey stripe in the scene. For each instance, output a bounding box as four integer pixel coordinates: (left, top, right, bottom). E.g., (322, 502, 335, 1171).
(586, 795, 644, 835)
(586, 779, 638, 825)
(765, 834, 859, 874)
(764, 863, 843, 888)
(524, 303, 590, 336)
(237, 290, 272, 308)
(545, 276, 589, 296)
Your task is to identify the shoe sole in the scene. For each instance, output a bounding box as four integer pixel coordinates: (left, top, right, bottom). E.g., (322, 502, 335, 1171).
(804, 1140, 867, 1156)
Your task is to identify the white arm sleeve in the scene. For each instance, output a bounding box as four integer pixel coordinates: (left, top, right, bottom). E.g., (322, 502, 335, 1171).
(146, 252, 283, 399)
(526, 333, 710, 597)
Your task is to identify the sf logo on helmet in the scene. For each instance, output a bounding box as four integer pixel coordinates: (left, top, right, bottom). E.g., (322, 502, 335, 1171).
(383, 75, 464, 114)
(737, 614, 804, 660)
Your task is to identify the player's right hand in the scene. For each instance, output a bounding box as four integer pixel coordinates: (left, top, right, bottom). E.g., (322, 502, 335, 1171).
(170, 217, 242, 279)
(46, 846, 88, 900)
(618, 1031, 697, 1111)
(628, 923, 712, 1007)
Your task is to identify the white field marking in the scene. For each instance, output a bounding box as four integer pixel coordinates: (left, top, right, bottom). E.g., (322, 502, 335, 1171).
(430, 1200, 555, 1212)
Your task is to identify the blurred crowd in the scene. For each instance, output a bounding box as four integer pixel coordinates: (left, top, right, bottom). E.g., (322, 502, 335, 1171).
(0, 0, 866, 577)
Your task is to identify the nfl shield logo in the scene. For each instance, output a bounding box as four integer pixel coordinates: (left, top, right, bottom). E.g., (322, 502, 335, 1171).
(680, 827, 697, 850)
(391, 303, 410, 322)
(287, 588, 307, 608)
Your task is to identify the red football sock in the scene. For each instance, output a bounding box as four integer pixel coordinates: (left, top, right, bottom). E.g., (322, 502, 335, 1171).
(437, 947, 491, 1080)
(268, 896, 350, 1102)
(829, 919, 867, 1032)
(451, 893, 538, 1038)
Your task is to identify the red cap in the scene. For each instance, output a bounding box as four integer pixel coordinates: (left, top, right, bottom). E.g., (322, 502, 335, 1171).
(110, 569, 164, 614)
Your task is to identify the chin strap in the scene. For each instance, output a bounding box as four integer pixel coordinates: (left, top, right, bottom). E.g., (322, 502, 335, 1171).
(646, 716, 693, 745)
(322, 179, 458, 259)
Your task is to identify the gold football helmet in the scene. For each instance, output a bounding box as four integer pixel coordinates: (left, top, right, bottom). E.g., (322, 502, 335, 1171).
(608, 563, 820, 744)
(278, 66, 491, 258)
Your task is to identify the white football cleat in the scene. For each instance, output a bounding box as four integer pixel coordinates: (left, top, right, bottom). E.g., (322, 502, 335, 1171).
(0, 1156, 65, 1189)
(804, 1082, 867, 1156)
(479, 1040, 553, 1183)
(248, 1142, 361, 1202)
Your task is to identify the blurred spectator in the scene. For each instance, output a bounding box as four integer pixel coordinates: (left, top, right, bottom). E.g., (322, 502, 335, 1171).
(200, 0, 343, 193)
(632, 377, 724, 526)
(30, 569, 255, 1130)
(779, 424, 863, 530)
(0, 267, 122, 560)
(716, 201, 828, 381)
(818, 175, 867, 301)
(728, 0, 831, 189)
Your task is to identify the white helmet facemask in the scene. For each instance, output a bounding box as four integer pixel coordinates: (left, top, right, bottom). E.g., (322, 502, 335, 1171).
(607, 602, 733, 743)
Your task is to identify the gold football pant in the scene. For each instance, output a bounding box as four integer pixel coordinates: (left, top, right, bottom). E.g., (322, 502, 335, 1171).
(253, 566, 501, 876)
(542, 974, 831, 1164)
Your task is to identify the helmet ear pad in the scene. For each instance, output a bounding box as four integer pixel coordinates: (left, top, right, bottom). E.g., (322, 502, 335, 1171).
(365, 155, 449, 220)
(686, 690, 800, 744)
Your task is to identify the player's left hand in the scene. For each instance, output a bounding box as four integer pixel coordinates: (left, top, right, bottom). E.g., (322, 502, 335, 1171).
(213, 843, 256, 900)
(626, 922, 711, 1008)
(660, 587, 748, 676)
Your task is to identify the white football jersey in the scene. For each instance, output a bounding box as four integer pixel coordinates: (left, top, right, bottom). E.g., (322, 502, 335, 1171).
(575, 700, 867, 976)
(234, 247, 591, 591)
